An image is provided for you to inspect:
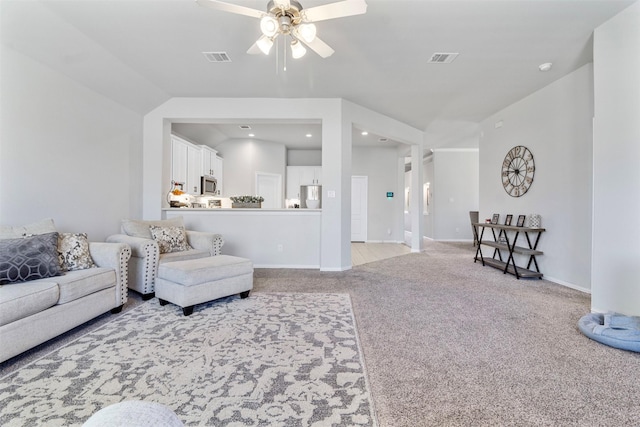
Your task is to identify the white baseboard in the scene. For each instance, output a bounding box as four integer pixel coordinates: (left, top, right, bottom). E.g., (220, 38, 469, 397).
(434, 239, 475, 243)
(254, 264, 320, 269)
(364, 240, 405, 244)
(320, 266, 352, 272)
(544, 275, 591, 294)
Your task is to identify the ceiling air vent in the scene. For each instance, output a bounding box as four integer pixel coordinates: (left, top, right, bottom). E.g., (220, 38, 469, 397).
(428, 52, 459, 64)
(203, 51, 231, 63)
(239, 125, 251, 130)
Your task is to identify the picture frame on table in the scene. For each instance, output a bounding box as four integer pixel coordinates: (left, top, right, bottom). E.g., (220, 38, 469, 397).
(491, 214, 500, 225)
(516, 215, 526, 227)
(505, 214, 513, 226)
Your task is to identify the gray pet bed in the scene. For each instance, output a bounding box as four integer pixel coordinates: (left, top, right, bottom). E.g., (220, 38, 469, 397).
(578, 313, 640, 353)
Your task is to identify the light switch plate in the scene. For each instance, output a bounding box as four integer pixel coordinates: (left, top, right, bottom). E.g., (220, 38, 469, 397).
(327, 190, 336, 198)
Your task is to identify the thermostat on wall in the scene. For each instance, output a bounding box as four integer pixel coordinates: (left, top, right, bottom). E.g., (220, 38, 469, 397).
(386, 192, 394, 198)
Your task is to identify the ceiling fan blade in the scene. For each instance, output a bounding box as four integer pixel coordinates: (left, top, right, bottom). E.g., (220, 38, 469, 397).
(302, 0, 367, 22)
(247, 42, 262, 55)
(301, 36, 335, 58)
(195, 0, 263, 19)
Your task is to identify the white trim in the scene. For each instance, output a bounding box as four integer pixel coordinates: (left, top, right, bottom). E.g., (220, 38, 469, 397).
(254, 264, 321, 269)
(364, 240, 405, 244)
(432, 148, 479, 153)
(544, 275, 591, 294)
(321, 266, 353, 272)
(434, 239, 475, 243)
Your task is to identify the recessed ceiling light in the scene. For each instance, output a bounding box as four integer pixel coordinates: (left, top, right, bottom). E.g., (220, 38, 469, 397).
(361, 131, 368, 136)
(248, 133, 255, 137)
(306, 134, 312, 138)
(539, 62, 552, 72)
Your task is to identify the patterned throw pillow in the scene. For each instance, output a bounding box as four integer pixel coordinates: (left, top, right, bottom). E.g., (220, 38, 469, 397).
(58, 233, 97, 271)
(149, 225, 193, 254)
(0, 232, 61, 284)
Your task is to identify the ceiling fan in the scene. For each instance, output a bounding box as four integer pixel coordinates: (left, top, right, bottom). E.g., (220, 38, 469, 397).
(195, 0, 367, 59)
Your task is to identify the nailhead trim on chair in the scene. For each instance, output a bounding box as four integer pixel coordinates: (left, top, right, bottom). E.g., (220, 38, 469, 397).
(142, 242, 159, 295)
(118, 246, 131, 306)
(212, 236, 224, 256)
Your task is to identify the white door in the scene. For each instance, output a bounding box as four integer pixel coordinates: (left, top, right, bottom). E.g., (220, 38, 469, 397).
(256, 172, 282, 209)
(351, 176, 368, 242)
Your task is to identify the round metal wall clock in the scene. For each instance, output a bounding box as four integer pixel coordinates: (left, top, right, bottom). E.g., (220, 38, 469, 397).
(501, 145, 535, 197)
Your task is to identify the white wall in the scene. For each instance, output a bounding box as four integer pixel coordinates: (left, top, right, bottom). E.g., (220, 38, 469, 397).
(287, 149, 321, 166)
(352, 147, 403, 242)
(423, 156, 435, 238)
(432, 149, 479, 242)
(143, 98, 423, 270)
(166, 210, 321, 268)
(479, 64, 594, 291)
(0, 47, 142, 241)
(214, 138, 286, 197)
(592, 1, 640, 315)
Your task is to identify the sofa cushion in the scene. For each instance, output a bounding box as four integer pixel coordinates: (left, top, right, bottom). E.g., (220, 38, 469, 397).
(55, 268, 115, 305)
(58, 233, 97, 271)
(159, 249, 210, 264)
(0, 218, 56, 239)
(0, 281, 59, 326)
(0, 232, 61, 284)
(149, 225, 193, 254)
(121, 217, 184, 239)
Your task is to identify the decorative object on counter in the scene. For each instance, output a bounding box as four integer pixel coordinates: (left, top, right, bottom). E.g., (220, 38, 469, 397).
(167, 181, 189, 208)
(528, 214, 541, 228)
(230, 195, 264, 208)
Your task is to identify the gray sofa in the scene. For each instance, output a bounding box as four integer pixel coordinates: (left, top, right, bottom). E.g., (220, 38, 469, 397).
(106, 217, 223, 299)
(0, 219, 131, 363)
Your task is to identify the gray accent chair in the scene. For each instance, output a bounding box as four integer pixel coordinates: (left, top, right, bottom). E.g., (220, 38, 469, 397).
(107, 216, 223, 300)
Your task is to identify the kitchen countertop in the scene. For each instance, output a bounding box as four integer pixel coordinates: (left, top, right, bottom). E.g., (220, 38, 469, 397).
(162, 208, 321, 212)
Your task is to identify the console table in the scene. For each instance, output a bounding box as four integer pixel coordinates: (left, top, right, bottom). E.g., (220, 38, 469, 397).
(473, 222, 546, 279)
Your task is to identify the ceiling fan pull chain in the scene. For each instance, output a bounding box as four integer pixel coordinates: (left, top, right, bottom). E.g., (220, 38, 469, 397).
(283, 36, 287, 72)
(275, 34, 279, 75)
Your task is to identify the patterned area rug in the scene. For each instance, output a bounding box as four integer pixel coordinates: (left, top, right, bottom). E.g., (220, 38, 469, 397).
(0, 293, 376, 426)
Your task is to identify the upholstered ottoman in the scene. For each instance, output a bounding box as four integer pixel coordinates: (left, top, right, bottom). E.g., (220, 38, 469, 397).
(156, 255, 253, 316)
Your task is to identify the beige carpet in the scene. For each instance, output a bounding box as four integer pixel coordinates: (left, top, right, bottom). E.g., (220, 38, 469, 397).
(255, 241, 640, 426)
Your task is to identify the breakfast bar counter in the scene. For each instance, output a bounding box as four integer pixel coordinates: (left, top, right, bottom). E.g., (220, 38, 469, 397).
(162, 208, 321, 268)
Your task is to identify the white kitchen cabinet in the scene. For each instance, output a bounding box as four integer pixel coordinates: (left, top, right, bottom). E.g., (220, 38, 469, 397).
(286, 166, 322, 200)
(171, 137, 188, 187)
(171, 136, 201, 195)
(200, 146, 223, 195)
(200, 146, 218, 176)
(213, 155, 224, 195)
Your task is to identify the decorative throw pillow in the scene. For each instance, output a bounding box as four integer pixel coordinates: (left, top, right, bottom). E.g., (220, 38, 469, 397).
(58, 233, 97, 271)
(0, 232, 60, 284)
(149, 225, 193, 254)
(122, 217, 185, 239)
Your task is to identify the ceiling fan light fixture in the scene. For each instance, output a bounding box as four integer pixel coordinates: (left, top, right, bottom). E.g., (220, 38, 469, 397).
(290, 39, 306, 59)
(257, 35, 274, 55)
(298, 23, 317, 43)
(260, 15, 278, 37)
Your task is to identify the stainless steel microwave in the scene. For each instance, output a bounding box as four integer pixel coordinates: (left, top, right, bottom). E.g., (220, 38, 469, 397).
(201, 176, 218, 196)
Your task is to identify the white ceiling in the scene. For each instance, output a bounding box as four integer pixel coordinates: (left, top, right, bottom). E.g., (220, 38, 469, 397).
(2, 0, 636, 150)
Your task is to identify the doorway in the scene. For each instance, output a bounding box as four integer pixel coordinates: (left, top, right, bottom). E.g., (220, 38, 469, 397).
(351, 175, 368, 242)
(256, 172, 282, 209)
